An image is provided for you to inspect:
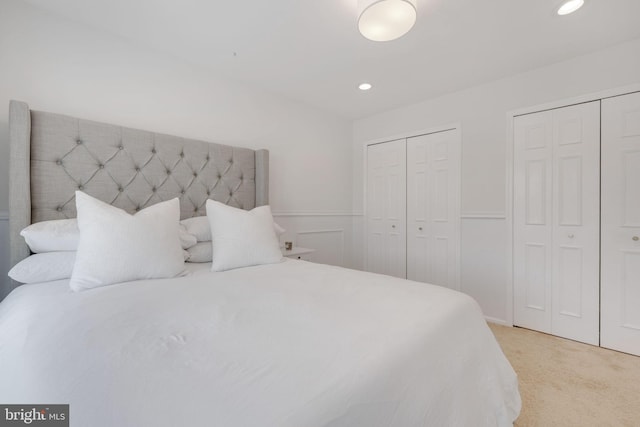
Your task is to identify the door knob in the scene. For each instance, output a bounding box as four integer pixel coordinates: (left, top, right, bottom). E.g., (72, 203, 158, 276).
(633, 236, 639, 241)
(568, 234, 574, 239)
(418, 227, 423, 231)
(391, 225, 396, 228)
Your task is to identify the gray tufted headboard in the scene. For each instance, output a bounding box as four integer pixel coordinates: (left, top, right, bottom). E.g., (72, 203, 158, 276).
(8, 100, 269, 281)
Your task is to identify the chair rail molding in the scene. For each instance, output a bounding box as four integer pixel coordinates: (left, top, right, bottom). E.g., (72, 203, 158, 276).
(460, 212, 506, 220)
(272, 211, 363, 217)
(0, 211, 8, 221)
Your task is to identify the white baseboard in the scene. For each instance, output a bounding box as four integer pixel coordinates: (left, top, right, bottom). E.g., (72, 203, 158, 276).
(485, 316, 512, 327)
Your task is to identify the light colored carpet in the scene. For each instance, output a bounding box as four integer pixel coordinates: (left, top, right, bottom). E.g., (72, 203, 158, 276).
(488, 323, 640, 427)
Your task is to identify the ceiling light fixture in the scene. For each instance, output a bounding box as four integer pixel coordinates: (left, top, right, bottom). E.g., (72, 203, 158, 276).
(358, 0, 417, 42)
(557, 0, 584, 15)
(359, 83, 373, 91)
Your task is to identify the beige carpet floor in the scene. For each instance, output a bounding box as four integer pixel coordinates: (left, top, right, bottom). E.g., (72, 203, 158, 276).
(489, 323, 640, 427)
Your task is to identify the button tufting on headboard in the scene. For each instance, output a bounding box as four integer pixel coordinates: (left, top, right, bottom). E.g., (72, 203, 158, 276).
(28, 110, 258, 222)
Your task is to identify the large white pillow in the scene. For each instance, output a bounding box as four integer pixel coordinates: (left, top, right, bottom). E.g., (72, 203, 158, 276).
(70, 192, 185, 291)
(8, 252, 76, 284)
(20, 218, 196, 252)
(20, 219, 79, 253)
(206, 200, 282, 271)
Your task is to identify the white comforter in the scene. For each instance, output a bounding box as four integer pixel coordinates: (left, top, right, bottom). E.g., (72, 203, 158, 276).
(0, 260, 520, 426)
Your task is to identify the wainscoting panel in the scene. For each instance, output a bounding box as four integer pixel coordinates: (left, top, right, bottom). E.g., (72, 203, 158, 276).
(272, 213, 354, 269)
(0, 211, 9, 300)
(296, 229, 344, 266)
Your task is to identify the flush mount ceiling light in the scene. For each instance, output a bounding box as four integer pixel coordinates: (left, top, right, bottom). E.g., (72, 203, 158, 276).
(557, 0, 584, 15)
(359, 83, 373, 91)
(358, 0, 417, 42)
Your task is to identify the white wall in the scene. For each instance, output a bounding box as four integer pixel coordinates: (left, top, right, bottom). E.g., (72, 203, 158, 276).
(352, 37, 640, 323)
(0, 0, 355, 296)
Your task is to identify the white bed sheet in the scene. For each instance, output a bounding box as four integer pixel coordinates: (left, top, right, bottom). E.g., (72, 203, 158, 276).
(0, 260, 520, 426)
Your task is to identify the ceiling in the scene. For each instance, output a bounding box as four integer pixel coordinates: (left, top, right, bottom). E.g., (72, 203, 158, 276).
(21, 0, 640, 119)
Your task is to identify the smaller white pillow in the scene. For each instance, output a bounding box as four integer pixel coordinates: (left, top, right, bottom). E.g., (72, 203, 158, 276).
(179, 224, 198, 249)
(70, 192, 185, 291)
(20, 219, 79, 253)
(180, 215, 286, 242)
(185, 242, 213, 263)
(180, 216, 211, 242)
(206, 200, 282, 272)
(8, 252, 76, 284)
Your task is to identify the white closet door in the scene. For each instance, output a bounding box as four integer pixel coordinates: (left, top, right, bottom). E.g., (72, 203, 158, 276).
(366, 139, 407, 278)
(513, 102, 600, 344)
(550, 102, 600, 345)
(514, 110, 554, 333)
(601, 92, 640, 356)
(406, 130, 460, 290)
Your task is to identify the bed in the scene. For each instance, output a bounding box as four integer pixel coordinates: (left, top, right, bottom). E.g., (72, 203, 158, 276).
(1, 101, 521, 426)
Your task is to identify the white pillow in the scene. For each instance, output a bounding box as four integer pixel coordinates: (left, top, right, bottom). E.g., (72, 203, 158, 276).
(274, 222, 286, 236)
(181, 215, 286, 242)
(206, 200, 282, 271)
(178, 224, 198, 249)
(180, 216, 211, 242)
(8, 252, 76, 284)
(20, 218, 196, 252)
(20, 219, 79, 253)
(70, 192, 185, 291)
(185, 242, 213, 263)
(183, 222, 282, 263)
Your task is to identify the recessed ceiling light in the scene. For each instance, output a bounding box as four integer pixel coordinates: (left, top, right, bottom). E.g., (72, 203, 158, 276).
(557, 0, 584, 15)
(359, 83, 373, 91)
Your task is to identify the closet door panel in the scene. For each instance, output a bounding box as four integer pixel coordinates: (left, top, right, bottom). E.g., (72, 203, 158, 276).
(432, 129, 460, 290)
(514, 102, 600, 344)
(367, 147, 387, 275)
(366, 140, 407, 279)
(514, 111, 553, 333)
(551, 101, 600, 345)
(524, 243, 547, 311)
(602, 92, 640, 356)
(407, 130, 460, 290)
(407, 136, 430, 283)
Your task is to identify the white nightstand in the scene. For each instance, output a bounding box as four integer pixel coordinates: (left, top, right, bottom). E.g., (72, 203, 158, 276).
(282, 247, 315, 260)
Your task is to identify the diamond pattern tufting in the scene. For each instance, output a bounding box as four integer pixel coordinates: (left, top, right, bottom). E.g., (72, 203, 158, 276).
(29, 111, 257, 222)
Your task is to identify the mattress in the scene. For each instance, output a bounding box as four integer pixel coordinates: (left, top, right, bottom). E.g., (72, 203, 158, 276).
(0, 260, 520, 426)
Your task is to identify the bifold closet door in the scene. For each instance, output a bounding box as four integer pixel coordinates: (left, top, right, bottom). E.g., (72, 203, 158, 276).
(601, 92, 640, 356)
(513, 101, 600, 345)
(366, 139, 407, 278)
(406, 130, 460, 290)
